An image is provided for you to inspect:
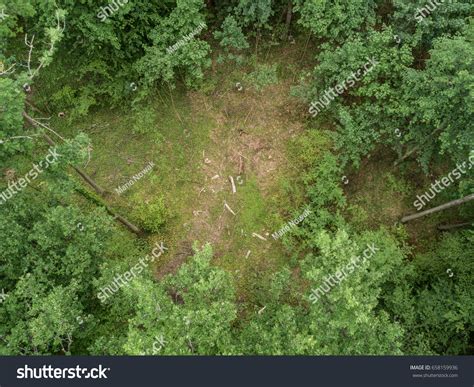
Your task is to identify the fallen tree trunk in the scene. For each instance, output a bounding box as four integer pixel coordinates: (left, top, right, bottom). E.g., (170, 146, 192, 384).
(72, 165, 106, 196)
(437, 222, 472, 231)
(401, 194, 474, 223)
(107, 211, 142, 235)
(23, 112, 107, 196)
(23, 111, 142, 235)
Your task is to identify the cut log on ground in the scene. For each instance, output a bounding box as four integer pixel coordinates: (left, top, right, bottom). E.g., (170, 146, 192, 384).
(401, 194, 474, 223)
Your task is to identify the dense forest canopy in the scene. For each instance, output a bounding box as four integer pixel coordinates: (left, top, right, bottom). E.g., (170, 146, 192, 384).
(0, 0, 473, 355)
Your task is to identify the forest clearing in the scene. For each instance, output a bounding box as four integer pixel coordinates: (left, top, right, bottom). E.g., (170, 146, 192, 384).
(0, 0, 472, 359)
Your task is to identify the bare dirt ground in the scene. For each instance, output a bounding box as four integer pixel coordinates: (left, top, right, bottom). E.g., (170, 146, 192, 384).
(155, 76, 305, 279)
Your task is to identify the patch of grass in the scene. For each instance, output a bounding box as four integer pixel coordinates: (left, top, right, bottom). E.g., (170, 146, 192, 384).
(243, 63, 279, 91)
(214, 176, 288, 299)
(343, 154, 469, 253)
(50, 88, 213, 266)
(344, 156, 413, 229)
(45, 41, 315, 309)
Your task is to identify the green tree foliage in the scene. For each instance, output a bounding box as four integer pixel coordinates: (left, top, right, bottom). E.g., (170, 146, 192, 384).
(391, 0, 473, 49)
(300, 229, 406, 354)
(301, 27, 413, 167)
(234, 0, 274, 31)
(13, 0, 211, 116)
(214, 15, 249, 64)
(239, 230, 408, 355)
(401, 28, 474, 169)
(385, 231, 474, 354)
(0, 77, 28, 159)
(411, 232, 474, 355)
(295, 0, 376, 44)
(0, 198, 114, 354)
(122, 244, 237, 355)
(0, 0, 472, 358)
(237, 268, 311, 354)
(134, 0, 211, 92)
(25, 283, 83, 355)
(301, 16, 473, 173)
(0, 0, 35, 46)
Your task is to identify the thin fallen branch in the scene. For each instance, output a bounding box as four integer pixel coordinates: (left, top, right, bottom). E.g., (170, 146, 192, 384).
(229, 176, 236, 194)
(106, 210, 142, 235)
(0, 62, 15, 76)
(224, 202, 236, 216)
(25, 12, 65, 80)
(0, 135, 39, 144)
(394, 127, 444, 166)
(75, 188, 142, 236)
(252, 232, 267, 241)
(25, 100, 45, 114)
(25, 34, 35, 76)
(23, 112, 108, 197)
(22, 112, 65, 141)
(238, 155, 244, 175)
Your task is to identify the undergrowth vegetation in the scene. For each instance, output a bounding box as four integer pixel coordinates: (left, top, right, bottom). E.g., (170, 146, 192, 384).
(0, 0, 472, 356)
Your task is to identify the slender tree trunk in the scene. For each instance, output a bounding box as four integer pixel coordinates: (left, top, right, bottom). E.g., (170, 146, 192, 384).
(401, 194, 474, 223)
(394, 145, 419, 166)
(166, 83, 184, 126)
(23, 111, 143, 235)
(255, 31, 260, 59)
(72, 166, 106, 196)
(23, 112, 107, 195)
(25, 100, 46, 115)
(437, 222, 472, 231)
(108, 211, 142, 235)
(283, 1, 293, 40)
(394, 126, 444, 166)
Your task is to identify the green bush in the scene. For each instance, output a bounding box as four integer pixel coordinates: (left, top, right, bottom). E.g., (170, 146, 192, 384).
(244, 63, 278, 91)
(214, 15, 249, 65)
(131, 195, 168, 233)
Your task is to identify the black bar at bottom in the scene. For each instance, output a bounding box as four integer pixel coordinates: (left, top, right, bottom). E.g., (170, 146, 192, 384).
(0, 356, 472, 387)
